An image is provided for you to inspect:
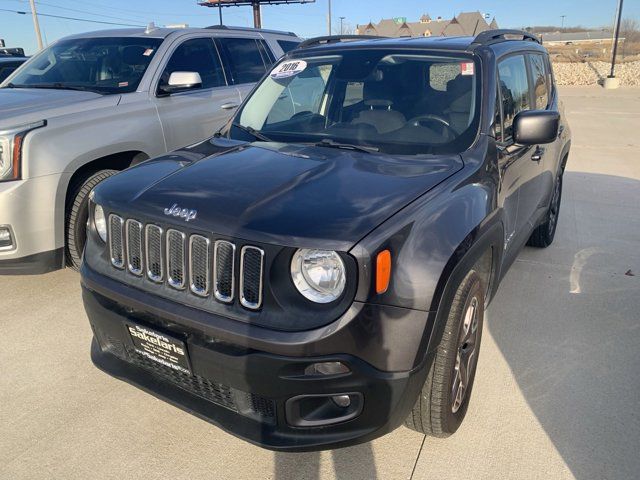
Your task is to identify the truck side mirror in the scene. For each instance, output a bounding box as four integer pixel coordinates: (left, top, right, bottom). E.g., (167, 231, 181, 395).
(513, 110, 560, 145)
(160, 71, 203, 95)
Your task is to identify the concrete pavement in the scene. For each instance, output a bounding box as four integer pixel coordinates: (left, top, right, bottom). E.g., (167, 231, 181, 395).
(1, 86, 639, 479)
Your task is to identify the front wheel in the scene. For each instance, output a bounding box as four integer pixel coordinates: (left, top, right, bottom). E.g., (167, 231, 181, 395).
(527, 172, 563, 248)
(66, 169, 118, 270)
(405, 270, 484, 437)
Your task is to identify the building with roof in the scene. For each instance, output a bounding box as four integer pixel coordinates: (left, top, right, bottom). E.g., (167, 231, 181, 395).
(356, 11, 498, 38)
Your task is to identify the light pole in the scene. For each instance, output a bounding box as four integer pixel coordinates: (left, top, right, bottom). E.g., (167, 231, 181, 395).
(29, 0, 44, 51)
(339, 16, 345, 34)
(560, 15, 566, 29)
(605, 0, 624, 89)
(327, 0, 332, 35)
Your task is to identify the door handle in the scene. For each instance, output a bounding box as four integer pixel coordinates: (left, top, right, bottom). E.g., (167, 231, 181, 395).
(531, 147, 545, 162)
(221, 103, 239, 110)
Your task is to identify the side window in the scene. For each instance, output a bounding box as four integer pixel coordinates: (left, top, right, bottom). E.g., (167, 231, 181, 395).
(257, 39, 276, 65)
(529, 54, 549, 109)
(218, 38, 268, 85)
(497, 54, 531, 140)
(160, 38, 225, 91)
(277, 40, 301, 54)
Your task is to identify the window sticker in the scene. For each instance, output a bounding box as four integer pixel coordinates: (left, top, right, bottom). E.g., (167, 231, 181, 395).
(270, 60, 307, 79)
(461, 62, 475, 76)
(118, 81, 129, 87)
(143, 48, 154, 56)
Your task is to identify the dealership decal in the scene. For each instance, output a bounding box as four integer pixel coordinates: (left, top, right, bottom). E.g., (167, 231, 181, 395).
(270, 60, 307, 79)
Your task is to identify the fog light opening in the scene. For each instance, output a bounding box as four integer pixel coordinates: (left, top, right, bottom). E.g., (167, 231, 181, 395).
(0, 227, 14, 250)
(304, 361, 350, 377)
(332, 395, 352, 408)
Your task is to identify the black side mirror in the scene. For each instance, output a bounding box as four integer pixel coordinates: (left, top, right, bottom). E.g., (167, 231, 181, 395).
(513, 110, 560, 145)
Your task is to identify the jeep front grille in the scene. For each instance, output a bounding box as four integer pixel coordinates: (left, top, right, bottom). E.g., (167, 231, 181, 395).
(109, 214, 124, 269)
(106, 214, 264, 310)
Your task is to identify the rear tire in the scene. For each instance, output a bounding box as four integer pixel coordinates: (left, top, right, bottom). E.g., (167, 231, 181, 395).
(528, 172, 563, 248)
(65, 169, 118, 270)
(405, 270, 484, 437)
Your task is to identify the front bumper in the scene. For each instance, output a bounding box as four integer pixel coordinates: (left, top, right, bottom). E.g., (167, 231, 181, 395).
(0, 174, 66, 274)
(82, 264, 434, 451)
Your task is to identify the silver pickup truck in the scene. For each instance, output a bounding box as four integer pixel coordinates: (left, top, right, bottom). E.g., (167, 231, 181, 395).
(0, 25, 300, 273)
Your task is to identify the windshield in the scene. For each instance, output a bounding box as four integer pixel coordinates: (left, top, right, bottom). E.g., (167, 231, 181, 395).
(5, 37, 162, 94)
(235, 49, 480, 155)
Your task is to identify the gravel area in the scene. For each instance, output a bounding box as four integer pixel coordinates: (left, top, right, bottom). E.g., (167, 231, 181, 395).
(552, 60, 640, 86)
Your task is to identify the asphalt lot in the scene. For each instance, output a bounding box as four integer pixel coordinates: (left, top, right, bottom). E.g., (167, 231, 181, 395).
(2, 86, 639, 480)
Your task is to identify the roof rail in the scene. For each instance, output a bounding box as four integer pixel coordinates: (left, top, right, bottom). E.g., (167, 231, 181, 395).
(297, 35, 386, 49)
(205, 25, 297, 37)
(469, 29, 541, 49)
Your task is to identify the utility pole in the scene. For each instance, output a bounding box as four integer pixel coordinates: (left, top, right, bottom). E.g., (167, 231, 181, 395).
(29, 0, 44, 51)
(609, 0, 624, 80)
(560, 15, 566, 29)
(252, 1, 262, 28)
(327, 0, 332, 35)
(339, 16, 345, 34)
(218, 1, 223, 25)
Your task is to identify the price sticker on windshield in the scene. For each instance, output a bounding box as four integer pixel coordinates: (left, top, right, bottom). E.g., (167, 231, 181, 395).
(461, 62, 475, 76)
(270, 60, 307, 79)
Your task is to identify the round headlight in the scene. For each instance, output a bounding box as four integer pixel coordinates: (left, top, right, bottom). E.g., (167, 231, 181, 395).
(291, 249, 346, 303)
(94, 204, 107, 242)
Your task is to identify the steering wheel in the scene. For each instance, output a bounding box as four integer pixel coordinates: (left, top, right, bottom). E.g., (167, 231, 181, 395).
(408, 114, 458, 140)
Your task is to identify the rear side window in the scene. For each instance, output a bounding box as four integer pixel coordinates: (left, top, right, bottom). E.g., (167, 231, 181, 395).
(497, 54, 531, 140)
(529, 54, 548, 109)
(160, 38, 226, 90)
(277, 40, 300, 54)
(218, 38, 268, 84)
(0, 64, 20, 82)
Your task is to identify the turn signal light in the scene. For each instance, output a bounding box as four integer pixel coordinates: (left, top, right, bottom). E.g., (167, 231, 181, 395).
(376, 249, 391, 294)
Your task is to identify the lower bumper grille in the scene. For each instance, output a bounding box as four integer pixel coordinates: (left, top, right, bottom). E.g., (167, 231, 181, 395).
(97, 331, 275, 423)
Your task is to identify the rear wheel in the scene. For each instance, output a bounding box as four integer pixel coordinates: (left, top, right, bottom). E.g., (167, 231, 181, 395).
(405, 270, 484, 437)
(528, 172, 563, 248)
(65, 169, 118, 270)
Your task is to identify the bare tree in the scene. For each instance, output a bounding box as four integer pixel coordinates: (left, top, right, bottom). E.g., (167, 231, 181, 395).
(621, 18, 640, 43)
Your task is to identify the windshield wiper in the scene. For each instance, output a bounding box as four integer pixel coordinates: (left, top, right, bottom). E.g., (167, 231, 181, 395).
(314, 138, 380, 154)
(232, 123, 272, 142)
(15, 83, 102, 93)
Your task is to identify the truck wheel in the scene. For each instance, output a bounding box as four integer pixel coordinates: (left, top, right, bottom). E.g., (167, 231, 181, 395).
(66, 170, 118, 271)
(405, 270, 484, 437)
(527, 172, 563, 248)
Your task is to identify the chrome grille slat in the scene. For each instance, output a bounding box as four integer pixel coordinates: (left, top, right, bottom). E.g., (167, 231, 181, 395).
(108, 214, 124, 269)
(214, 240, 235, 303)
(125, 219, 143, 276)
(189, 235, 211, 296)
(166, 229, 186, 290)
(145, 225, 163, 282)
(240, 246, 264, 310)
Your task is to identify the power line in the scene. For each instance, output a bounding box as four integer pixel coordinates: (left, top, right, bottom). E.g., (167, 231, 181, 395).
(23, 0, 150, 24)
(0, 7, 145, 27)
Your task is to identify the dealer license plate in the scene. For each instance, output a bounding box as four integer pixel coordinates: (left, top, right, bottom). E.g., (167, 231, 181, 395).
(125, 323, 192, 375)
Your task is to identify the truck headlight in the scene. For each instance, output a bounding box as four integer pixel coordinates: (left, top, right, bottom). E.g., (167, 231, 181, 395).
(291, 249, 346, 303)
(0, 120, 46, 181)
(94, 204, 107, 242)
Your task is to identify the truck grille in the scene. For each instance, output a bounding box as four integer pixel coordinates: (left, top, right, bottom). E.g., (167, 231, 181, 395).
(108, 215, 264, 309)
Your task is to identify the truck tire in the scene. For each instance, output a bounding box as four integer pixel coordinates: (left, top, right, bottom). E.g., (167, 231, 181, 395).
(66, 169, 118, 270)
(405, 270, 484, 437)
(527, 172, 563, 248)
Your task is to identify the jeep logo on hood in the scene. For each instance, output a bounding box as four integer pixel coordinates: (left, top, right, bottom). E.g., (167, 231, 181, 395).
(164, 204, 197, 222)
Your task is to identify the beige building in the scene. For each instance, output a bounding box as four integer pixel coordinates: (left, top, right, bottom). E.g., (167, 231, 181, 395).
(356, 11, 498, 38)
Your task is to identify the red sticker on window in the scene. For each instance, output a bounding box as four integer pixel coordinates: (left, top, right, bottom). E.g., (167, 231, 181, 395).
(461, 62, 474, 76)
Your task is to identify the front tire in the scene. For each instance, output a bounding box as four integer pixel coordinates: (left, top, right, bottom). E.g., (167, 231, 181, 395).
(527, 172, 563, 248)
(405, 270, 484, 437)
(65, 169, 118, 270)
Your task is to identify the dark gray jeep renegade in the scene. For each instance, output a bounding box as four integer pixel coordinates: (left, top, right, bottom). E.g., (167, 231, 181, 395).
(81, 30, 571, 451)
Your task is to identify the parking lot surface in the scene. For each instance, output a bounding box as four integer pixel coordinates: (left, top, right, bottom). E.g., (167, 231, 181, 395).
(2, 86, 639, 480)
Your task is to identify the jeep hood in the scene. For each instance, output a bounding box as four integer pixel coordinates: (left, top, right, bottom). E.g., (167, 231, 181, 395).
(96, 142, 463, 250)
(0, 88, 119, 128)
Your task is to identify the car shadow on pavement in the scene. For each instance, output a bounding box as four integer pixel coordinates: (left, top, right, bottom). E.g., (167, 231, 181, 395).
(273, 442, 379, 480)
(486, 172, 640, 480)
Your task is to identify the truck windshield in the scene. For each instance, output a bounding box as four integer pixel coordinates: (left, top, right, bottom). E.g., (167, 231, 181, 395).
(5, 37, 162, 94)
(236, 49, 480, 155)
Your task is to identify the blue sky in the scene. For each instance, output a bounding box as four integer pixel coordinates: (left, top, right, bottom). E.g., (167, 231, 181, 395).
(2, 0, 638, 55)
